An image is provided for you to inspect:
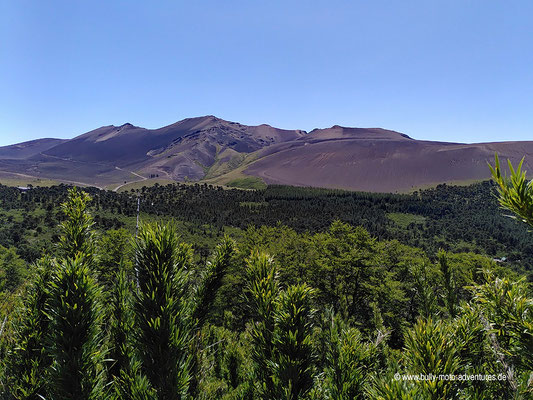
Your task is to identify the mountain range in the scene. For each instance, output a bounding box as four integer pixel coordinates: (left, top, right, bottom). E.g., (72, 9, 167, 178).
(1, 115, 532, 192)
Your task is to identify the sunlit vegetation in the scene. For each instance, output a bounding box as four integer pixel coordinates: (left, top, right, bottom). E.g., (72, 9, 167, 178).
(226, 176, 267, 190)
(0, 156, 532, 398)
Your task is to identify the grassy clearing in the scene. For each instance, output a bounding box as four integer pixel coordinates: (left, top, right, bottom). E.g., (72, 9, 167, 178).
(0, 175, 60, 188)
(204, 150, 246, 180)
(387, 212, 426, 228)
(226, 176, 266, 190)
(202, 152, 262, 186)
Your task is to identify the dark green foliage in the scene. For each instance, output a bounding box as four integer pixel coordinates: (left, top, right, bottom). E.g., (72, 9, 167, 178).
(470, 272, 533, 372)
(7, 258, 53, 400)
(245, 252, 279, 398)
(245, 253, 318, 399)
(0, 245, 27, 293)
(108, 269, 135, 382)
(410, 262, 439, 319)
(6, 186, 106, 400)
(46, 255, 106, 400)
(192, 234, 236, 325)
(2, 159, 533, 399)
(133, 222, 192, 399)
(271, 283, 317, 400)
(43, 186, 106, 400)
(57, 187, 95, 260)
(97, 228, 133, 289)
(2, 179, 533, 269)
(114, 361, 157, 400)
(438, 250, 457, 318)
(188, 235, 236, 397)
(192, 324, 254, 399)
(319, 312, 384, 400)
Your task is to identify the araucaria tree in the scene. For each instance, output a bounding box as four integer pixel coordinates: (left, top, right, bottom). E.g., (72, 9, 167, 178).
(46, 188, 106, 399)
(132, 223, 193, 399)
(7, 257, 53, 399)
(245, 252, 317, 399)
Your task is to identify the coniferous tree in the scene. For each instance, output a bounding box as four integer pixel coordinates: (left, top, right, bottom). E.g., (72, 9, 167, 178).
(191, 234, 235, 325)
(188, 235, 235, 398)
(438, 250, 457, 318)
(403, 318, 460, 400)
(411, 262, 438, 320)
(470, 271, 533, 396)
(7, 257, 53, 400)
(246, 252, 318, 399)
(56, 188, 95, 260)
(45, 188, 106, 400)
(245, 252, 279, 399)
(271, 283, 317, 399)
(108, 268, 135, 384)
(321, 312, 383, 400)
(46, 255, 106, 400)
(133, 222, 192, 399)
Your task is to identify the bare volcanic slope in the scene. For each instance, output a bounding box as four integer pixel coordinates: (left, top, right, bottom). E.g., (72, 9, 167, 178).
(243, 126, 533, 192)
(2, 118, 532, 192)
(0, 116, 306, 186)
(0, 138, 68, 159)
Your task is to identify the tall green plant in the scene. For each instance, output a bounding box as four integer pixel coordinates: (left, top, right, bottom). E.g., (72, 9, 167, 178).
(108, 268, 135, 383)
(438, 250, 457, 318)
(133, 222, 192, 399)
(271, 283, 317, 400)
(411, 262, 439, 319)
(191, 234, 236, 325)
(188, 235, 236, 398)
(7, 258, 53, 400)
(45, 187, 106, 400)
(470, 271, 533, 395)
(321, 312, 381, 400)
(245, 253, 318, 399)
(403, 318, 460, 400)
(57, 187, 95, 260)
(46, 255, 106, 400)
(245, 252, 279, 398)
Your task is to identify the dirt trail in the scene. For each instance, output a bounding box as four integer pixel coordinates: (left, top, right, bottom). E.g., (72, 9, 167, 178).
(112, 167, 147, 192)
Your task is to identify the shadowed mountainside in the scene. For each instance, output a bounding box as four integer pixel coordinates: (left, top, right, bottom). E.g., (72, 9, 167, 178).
(0, 138, 68, 160)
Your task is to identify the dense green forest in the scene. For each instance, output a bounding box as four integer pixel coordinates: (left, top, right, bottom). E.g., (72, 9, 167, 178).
(0, 180, 532, 273)
(0, 160, 532, 398)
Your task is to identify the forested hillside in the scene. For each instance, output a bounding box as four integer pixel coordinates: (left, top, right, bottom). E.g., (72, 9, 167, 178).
(0, 163, 532, 398)
(0, 180, 531, 273)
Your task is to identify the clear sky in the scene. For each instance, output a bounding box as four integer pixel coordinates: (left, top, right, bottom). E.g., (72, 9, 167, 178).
(1, 0, 532, 146)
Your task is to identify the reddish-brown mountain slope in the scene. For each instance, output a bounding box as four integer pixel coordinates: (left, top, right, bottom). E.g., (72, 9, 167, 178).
(243, 126, 533, 192)
(0, 118, 531, 192)
(0, 116, 306, 185)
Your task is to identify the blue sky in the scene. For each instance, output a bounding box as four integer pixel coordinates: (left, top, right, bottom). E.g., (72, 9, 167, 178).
(1, 0, 532, 146)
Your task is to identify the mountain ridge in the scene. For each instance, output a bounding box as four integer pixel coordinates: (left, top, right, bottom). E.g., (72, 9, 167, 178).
(1, 116, 532, 192)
